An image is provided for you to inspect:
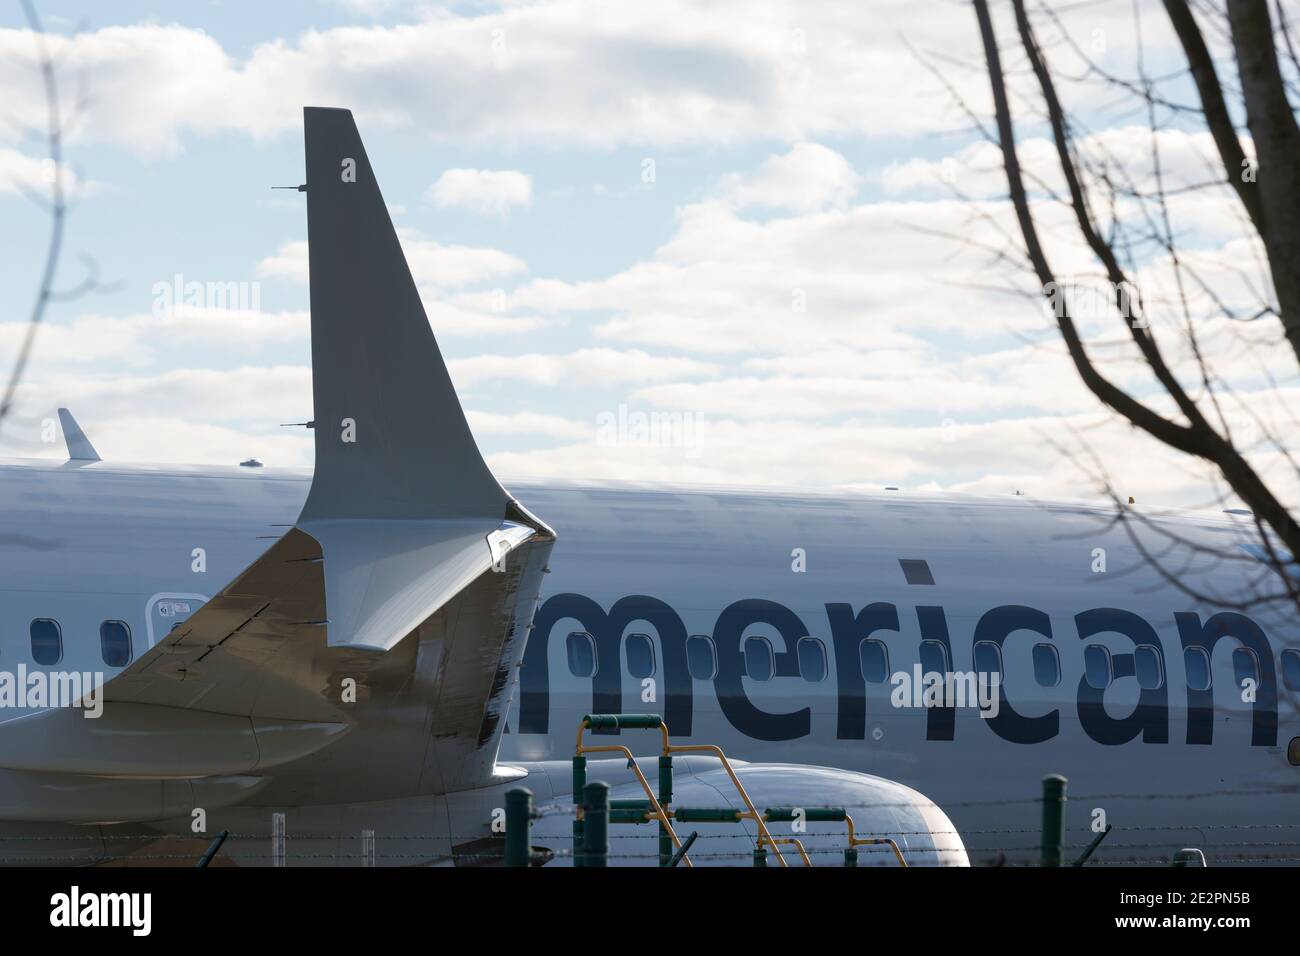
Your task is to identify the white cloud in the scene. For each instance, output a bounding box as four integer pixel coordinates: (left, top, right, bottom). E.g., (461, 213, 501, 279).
(503, 194, 1044, 354)
(486, 398, 1300, 512)
(397, 231, 528, 288)
(254, 242, 313, 284)
(881, 128, 1232, 201)
(0, 25, 240, 155)
(0, 365, 315, 466)
(428, 168, 533, 217)
(0, 1, 1194, 159)
(717, 143, 861, 212)
(0, 308, 308, 368)
(467, 410, 590, 440)
(256, 235, 526, 290)
(450, 348, 718, 389)
(0, 2, 994, 153)
(0, 148, 94, 198)
(8, 360, 1294, 513)
(423, 296, 549, 336)
(254, 235, 541, 336)
(78, 416, 313, 468)
(331, 0, 402, 14)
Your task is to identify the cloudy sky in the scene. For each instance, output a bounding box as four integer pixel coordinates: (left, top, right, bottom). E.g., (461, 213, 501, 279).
(0, 0, 1295, 509)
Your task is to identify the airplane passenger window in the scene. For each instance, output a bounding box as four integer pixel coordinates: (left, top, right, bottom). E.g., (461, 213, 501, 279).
(743, 636, 774, 682)
(99, 620, 133, 668)
(29, 619, 62, 666)
(796, 637, 827, 682)
(566, 631, 597, 678)
(1083, 644, 1112, 689)
(686, 635, 717, 681)
(1184, 647, 1212, 692)
(1282, 649, 1300, 692)
(1232, 648, 1259, 691)
(919, 639, 949, 677)
(625, 633, 656, 679)
(1134, 644, 1163, 690)
(859, 639, 889, 683)
(1032, 643, 1060, 687)
(973, 641, 1002, 678)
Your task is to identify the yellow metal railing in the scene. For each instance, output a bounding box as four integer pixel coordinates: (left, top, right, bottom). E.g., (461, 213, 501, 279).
(661, 740, 793, 867)
(575, 714, 911, 868)
(574, 719, 693, 868)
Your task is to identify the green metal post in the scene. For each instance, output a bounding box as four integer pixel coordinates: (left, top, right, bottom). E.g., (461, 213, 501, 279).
(844, 846, 858, 867)
(582, 781, 610, 868)
(505, 787, 532, 868)
(672, 807, 741, 823)
(610, 799, 653, 810)
(658, 754, 673, 867)
(572, 754, 587, 867)
(609, 809, 654, 824)
(1040, 774, 1067, 867)
(582, 713, 662, 730)
(765, 806, 846, 822)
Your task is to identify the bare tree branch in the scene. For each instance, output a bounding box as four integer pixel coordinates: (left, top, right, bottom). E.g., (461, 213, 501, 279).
(2, 2, 104, 436)
(1163, 0, 1265, 223)
(2, 0, 66, 423)
(1224, 0, 1300, 360)
(972, 0, 1300, 579)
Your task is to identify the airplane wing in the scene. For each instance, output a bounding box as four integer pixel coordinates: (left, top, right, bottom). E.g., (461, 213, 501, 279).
(0, 108, 554, 794)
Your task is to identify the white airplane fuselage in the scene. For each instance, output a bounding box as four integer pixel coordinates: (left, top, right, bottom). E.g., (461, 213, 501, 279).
(0, 456, 1296, 864)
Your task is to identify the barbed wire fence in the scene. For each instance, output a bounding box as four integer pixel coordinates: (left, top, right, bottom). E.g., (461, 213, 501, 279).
(2, 783, 1295, 866)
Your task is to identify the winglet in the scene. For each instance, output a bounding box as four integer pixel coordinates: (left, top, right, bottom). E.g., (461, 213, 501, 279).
(298, 106, 509, 523)
(57, 408, 100, 461)
(295, 108, 552, 653)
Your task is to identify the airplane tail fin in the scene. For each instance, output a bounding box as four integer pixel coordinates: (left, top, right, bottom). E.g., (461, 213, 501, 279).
(57, 408, 99, 462)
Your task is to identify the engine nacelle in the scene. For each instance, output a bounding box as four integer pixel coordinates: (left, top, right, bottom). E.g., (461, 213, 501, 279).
(515, 756, 968, 867)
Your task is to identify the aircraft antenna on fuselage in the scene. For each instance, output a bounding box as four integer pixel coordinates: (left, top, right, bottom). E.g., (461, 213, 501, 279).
(57, 407, 99, 462)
